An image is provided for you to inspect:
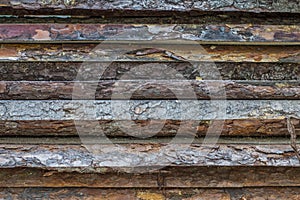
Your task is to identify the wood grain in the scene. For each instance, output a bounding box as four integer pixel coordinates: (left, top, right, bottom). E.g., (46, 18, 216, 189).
(0, 80, 298, 100)
(0, 119, 298, 137)
(1, 167, 300, 187)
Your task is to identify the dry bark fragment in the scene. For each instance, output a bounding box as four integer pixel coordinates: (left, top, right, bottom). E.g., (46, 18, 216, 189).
(287, 116, 300, 161)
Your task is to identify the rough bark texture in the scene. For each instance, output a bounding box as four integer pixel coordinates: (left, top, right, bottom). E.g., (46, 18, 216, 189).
(0, 62, 298, 81)
(0, 1, 299, 199)
(1, 0, 300, 14)
(0, 100, 298, 120)
(2, 167, 300, 189)
(0, 144, 299, 168)
(0, 7, 299, 200)
(1, 187, 300, 200)
(0, 119, 299, 137)
(0, 24, 299, 42)
(0, 80, 298, 100)
(0, 44, 299, 62)
(1, 13, 300, 25)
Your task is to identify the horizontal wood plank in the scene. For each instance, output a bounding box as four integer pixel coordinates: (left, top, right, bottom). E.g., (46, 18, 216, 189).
(1, 0, 299, 14)
(0, 100, 298, 120)
(0, 44, 299, 62)
(1, 187, 300, 199)
(0, 62, 298, 81)
(1, 13, 299, 25)
(2, 167, 300, 188)
(0, 144, 299, 168)
(0, 119, 298, 137)
(0, 24, 299, 43)
(0, 80, 298, 100)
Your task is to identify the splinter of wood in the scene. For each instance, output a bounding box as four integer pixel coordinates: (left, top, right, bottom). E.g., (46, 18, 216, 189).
(126, 48, 186, 61)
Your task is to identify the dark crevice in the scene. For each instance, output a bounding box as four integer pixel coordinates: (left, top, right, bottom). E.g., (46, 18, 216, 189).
(0, 12, 299, 25)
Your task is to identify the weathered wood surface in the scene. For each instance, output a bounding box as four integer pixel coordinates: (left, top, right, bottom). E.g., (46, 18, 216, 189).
(1, 13, 299, 25)
(1, 187, 300, 200)
(2, 167, 300, 188)
(0, 80, 298, 100)
(0, 2, 299, 200)
(3, 167, 300, 187)
(0, 44, 299, 62)
(0, 62, 298, 81)
(0, 24, 299, 42)
(0, 119, 299, 137)
(1, 0, 300, 13)
(0, 100, 298, 120)
(0, 144, 299, 168)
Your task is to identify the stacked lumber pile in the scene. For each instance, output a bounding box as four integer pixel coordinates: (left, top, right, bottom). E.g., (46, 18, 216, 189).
(0, 1, 299, 199)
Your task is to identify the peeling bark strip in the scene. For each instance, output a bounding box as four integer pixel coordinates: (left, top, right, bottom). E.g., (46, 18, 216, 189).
(0, 80, 299, 100)
(0, 100, 299, 120)
(0, 62, 298, 81)
(0, 44, 299, 62)
(0, 24, 299, 42)
(0, 119, 298, 137)
(0, 144, 299, 168)
(1, 188, 300, 200)
(1, 0, 300, 13)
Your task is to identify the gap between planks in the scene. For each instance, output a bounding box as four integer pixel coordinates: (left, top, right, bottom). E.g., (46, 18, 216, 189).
(0, 136, 297, 145)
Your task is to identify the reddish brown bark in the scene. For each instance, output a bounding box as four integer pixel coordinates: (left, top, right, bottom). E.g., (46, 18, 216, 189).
(1, 167, 300, 188)
(0, 80, 298, 100)
(0, 119, 298, 137)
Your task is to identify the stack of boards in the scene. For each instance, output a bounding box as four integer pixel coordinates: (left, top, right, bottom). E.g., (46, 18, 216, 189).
(0, 1, 299, 199)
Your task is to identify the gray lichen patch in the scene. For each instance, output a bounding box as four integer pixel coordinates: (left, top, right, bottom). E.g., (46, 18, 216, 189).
(0, 100, 298, 120)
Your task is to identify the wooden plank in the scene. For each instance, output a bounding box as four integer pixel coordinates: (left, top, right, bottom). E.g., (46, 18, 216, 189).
(0, 62, 298, 81)
(1, 187, 300, 199)
(0, 100, 298, 120)
(0, 24, 299, 43)
(0, 144, 299, 168)
(0, 44, 299, 62)
(1, 0, 299, 14)
(0, 80, 298, 100)
(0, 119, 298, 137)
(0, 14, 296, 25)
(1, 167, 300, 187)
(1, 13, 299, 25)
